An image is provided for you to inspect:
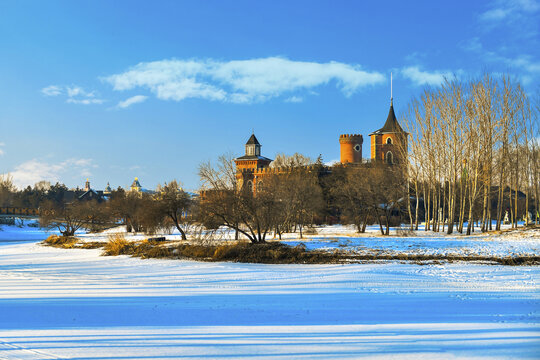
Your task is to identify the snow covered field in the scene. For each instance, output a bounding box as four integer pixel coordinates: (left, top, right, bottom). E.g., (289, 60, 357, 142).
(285, 224, 540, 258)
(0, 224, 539, 359)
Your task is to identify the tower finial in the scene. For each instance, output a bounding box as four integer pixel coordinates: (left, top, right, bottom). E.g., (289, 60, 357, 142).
(390, 72, 393, 105)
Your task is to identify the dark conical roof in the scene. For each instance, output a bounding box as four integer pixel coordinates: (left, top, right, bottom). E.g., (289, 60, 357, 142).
(369, 100, 407, 135)
(246, 134, 260, 145)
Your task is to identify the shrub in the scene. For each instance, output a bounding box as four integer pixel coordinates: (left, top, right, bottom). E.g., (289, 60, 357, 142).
(42, 234, 78, 248)
(396, 227, 415, 237)
(103, 234, 133, 256)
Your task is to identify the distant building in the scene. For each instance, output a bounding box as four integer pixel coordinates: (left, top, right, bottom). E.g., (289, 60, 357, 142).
(234, 134, 273, 192)
(68, 179, 105, 202)
(129, 177, 155, 194)
(130, 177, 142, 192)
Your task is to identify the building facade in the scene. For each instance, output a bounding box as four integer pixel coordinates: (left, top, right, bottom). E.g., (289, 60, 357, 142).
(234, 98, 408, 190)
(234, 134, 273, 192)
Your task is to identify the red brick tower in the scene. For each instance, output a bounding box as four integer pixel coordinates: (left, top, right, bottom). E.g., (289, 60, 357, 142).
(339, 134, 363, 164)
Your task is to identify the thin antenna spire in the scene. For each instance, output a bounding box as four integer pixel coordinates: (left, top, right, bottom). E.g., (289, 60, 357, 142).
(390, 72, 393, 105)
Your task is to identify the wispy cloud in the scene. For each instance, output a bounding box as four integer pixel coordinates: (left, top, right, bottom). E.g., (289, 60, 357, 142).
(401, 66, 455, 86)
(3, 158, 96, 189)
(480, 0, 539, 22)
(41, 85, 62, 96)
(102, 57, 385, 104)
(462, 38, 540, 83)
(40, 85, 105, 105)
(285, 96, 303, 103)
(117, 95, 148, 109)
(0, 142, 5, 156)
(67, 98, 105, 105)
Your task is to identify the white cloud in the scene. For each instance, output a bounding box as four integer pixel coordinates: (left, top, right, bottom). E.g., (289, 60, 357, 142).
(507, 55, 540, 74)
(67, 98, 105, 105)
(117, 95, 148, 109)
(41, 85, 62, 96)
(3, 158, 95, 189)
(41, 84, 105, 105)
(285, 96, 303, 103)
(66, 86, 96, 98)
(103, 57, 385, 104)
(480, 7, 511, 21)
(401, 66, 454, 86)
(0, 142, 4, 156)
(480, 0, 540, 22)
(461, 37, 483, 52)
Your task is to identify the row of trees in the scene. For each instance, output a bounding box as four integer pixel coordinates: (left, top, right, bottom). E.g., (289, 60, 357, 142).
(0, 177, 72, 208)
(197, 154, 406, 242)
(39, 181, 194, 237)
(399, 74, 539, 234)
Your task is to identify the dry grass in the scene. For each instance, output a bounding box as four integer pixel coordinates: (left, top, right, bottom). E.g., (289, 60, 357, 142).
(79, 241, 107, 249)
(102, 233, 134, 256)
(42, 235, 78, 248)
(41, 228, 540, 266)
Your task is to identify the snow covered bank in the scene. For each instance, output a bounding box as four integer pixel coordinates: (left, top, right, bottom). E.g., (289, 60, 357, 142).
(0, 235, 539, 359)
(70, 224, 540, 263)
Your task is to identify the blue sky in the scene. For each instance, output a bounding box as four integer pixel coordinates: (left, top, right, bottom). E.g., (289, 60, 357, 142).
(1, 0, 539, 191)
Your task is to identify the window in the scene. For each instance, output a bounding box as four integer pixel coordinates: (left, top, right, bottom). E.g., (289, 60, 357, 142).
(354, 144, 361, 152)
(246, 180, 253, 192)
(386, 151, 394, 164)
(386, 137, 393, 144)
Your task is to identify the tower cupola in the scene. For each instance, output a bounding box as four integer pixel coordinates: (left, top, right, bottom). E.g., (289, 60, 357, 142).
(245, 134, 261, 157)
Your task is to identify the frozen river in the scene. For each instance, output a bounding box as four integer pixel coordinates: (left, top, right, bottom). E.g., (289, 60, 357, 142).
(0, 225, 539, 359)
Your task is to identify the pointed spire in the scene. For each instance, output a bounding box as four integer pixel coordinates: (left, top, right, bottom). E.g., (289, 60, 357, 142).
(390, 72, 393, 106)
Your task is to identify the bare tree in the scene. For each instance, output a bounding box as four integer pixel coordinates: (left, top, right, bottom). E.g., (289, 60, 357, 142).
(156, 180, 195, 240)
(270, 153, 313, 169)
(39, 200, 91, 236)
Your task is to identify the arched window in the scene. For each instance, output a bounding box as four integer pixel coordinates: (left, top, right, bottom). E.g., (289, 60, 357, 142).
(386, 151, 394, 164)
(386, 137, 393, 144)
(256, 180, 263, 192)
(246, 180, 253, 193)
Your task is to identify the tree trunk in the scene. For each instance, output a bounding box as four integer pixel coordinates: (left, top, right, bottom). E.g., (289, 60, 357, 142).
(415, 181, 420, 230)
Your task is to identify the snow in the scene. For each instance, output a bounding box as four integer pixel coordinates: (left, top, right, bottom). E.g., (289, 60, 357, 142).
(77, 223, 540, 259)
(285, 225, 540, 258)
(0, 224, 539, 359)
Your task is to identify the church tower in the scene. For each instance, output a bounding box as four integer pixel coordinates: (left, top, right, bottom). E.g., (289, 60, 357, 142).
(369, 73, 408, 164)
(234, 134, 273, 192)
(369, 98, 408, 164)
